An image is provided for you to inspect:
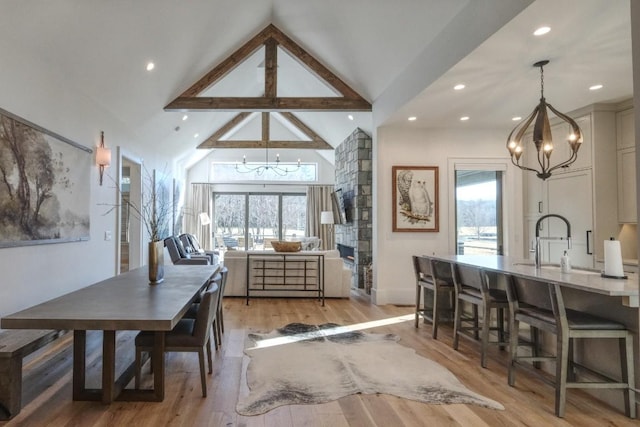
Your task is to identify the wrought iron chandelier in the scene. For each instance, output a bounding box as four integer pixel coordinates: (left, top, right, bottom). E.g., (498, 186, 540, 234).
(235, 142, 301, 176)
(506, 60, 583, 180)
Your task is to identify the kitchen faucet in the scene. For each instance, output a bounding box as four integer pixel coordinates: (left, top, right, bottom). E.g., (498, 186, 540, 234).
(534, 214, 572, 268)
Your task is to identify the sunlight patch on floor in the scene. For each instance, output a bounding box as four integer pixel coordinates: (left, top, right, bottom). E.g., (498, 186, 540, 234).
(248, 314, 414, 349)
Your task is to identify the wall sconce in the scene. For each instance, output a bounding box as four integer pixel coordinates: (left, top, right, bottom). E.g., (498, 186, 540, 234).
(96, 131, 111, 186)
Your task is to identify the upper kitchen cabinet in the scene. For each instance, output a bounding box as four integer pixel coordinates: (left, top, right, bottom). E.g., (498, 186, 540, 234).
(616, 107, 637, 223)
(617, 107, 635, 150)
(522, 104, 619, 268)
(549, 115, 593, 173)
(522, 115, 592, 217)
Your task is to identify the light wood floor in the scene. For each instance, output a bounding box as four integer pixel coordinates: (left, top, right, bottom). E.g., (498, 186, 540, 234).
(2, 292, 637, 426)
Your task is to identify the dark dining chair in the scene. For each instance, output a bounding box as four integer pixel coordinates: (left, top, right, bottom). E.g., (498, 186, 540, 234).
(504, 274, 636, 418)
(134, 283, 220, 397)
(184, 266, 228, 347)
(214, 266, 229, 346)
(164, 236, 210, 265)
(179, 233, 218, 264)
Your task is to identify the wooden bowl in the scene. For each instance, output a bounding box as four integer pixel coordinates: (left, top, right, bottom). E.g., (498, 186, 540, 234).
(270, 241, 302, 252)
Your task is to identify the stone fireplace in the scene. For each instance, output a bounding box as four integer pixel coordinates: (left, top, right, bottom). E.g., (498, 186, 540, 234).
(334, 128, 372, 290)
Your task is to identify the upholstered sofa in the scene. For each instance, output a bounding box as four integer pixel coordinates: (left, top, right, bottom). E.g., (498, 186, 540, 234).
(223, 249, 352, 298)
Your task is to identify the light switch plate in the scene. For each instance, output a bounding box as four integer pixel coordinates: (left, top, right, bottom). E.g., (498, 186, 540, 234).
(105, 231, 112, 241)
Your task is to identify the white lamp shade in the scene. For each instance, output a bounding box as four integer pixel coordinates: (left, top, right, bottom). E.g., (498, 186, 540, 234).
(199, 212, 211, 226)
(96, 146, 111, 167)
(320, 210, 334, 225)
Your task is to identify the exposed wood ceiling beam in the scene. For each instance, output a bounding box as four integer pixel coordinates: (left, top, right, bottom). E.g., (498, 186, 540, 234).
(177, 27, 270, 98)
(206, 112, 252, 141)
(264, 39, 277, 99)
(166, 97, 371, 112)
(198, 140, 332, 149)
(267, 24, 363, 100)
(165, 24, 371, 112)
(197, 111, 332, 149)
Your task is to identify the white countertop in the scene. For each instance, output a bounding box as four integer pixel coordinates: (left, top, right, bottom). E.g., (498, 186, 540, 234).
(425, 255, 639, 307)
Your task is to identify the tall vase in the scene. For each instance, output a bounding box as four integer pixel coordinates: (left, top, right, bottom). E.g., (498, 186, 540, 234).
(148, 241, 165, 285)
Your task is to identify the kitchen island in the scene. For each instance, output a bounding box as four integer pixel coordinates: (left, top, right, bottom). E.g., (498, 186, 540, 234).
(420, 254, 639, 416)
(425, 254, 639, 307)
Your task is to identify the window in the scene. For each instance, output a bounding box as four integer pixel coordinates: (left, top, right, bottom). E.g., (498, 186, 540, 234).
(248, 194, 279, 249)
(454, 169, 504, 255)
(212, 194, 246, 251)
(213, 192, 306, 251)
(210, 162, 318, 182)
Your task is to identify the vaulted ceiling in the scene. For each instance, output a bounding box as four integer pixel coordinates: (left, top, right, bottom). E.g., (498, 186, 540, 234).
(0, 0, 632, 168)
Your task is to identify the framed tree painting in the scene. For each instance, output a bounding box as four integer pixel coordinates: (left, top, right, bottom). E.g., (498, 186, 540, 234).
(392, 166, 439, 232)
(0, 107, 91, 247)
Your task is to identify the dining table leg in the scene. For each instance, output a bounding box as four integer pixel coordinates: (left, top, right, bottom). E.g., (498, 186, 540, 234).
(72, 330, 86, 401)
(102, 330, 116, 404)
(152, 331, 165, 401)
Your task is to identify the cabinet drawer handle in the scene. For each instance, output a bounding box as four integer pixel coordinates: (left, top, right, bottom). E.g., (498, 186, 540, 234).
(538, 201, 543, 214)
(586, 230, 592, 255)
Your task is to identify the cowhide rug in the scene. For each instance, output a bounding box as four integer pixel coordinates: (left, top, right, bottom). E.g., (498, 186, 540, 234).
(236, 322, 504, 416)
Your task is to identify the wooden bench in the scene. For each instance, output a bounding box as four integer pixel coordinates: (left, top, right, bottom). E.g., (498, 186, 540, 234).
(0, 329, 64, 420)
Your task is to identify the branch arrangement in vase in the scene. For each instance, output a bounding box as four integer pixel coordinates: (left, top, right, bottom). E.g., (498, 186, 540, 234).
(100, 166, 173, 243)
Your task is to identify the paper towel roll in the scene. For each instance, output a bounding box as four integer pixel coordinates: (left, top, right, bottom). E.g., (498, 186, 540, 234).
(604, 239, 624, 277)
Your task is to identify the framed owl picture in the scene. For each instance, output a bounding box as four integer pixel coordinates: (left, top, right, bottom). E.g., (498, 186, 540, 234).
(392, 166, 439, 232)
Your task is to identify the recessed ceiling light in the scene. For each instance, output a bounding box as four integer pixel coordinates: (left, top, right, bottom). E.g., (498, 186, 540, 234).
(182, 114, 188, 121)
(589, 84, 603, 91)
(460, 116, 469, 121)
(533, 26, 551, 36)
(512, 116, 522, 121)
(454, 84, 466, 90)
(146, 62, 155, 71)
(347, 114, 354, 121)
(194, 133, 199, 138)
(408, 116, 417, 121)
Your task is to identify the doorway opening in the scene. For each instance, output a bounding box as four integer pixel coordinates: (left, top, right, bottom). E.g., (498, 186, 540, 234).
(117, 150, 143, 274)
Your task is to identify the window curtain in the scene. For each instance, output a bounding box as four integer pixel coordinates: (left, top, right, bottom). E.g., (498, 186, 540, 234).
(306, 185, 335, 250)
(186, 183, 214, 250)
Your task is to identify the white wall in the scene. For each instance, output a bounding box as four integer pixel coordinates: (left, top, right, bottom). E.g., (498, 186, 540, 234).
(0, 36, 171, 318)
(373, 126, 523, 305)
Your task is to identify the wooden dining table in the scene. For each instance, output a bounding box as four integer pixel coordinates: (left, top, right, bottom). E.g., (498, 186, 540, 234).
(0, 264, 219, 404)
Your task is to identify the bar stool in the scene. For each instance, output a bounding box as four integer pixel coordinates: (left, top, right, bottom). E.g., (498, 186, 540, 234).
(413, 256, 455, 339)
(450, 262, 509, 368)
(505, 274, 636, 418)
